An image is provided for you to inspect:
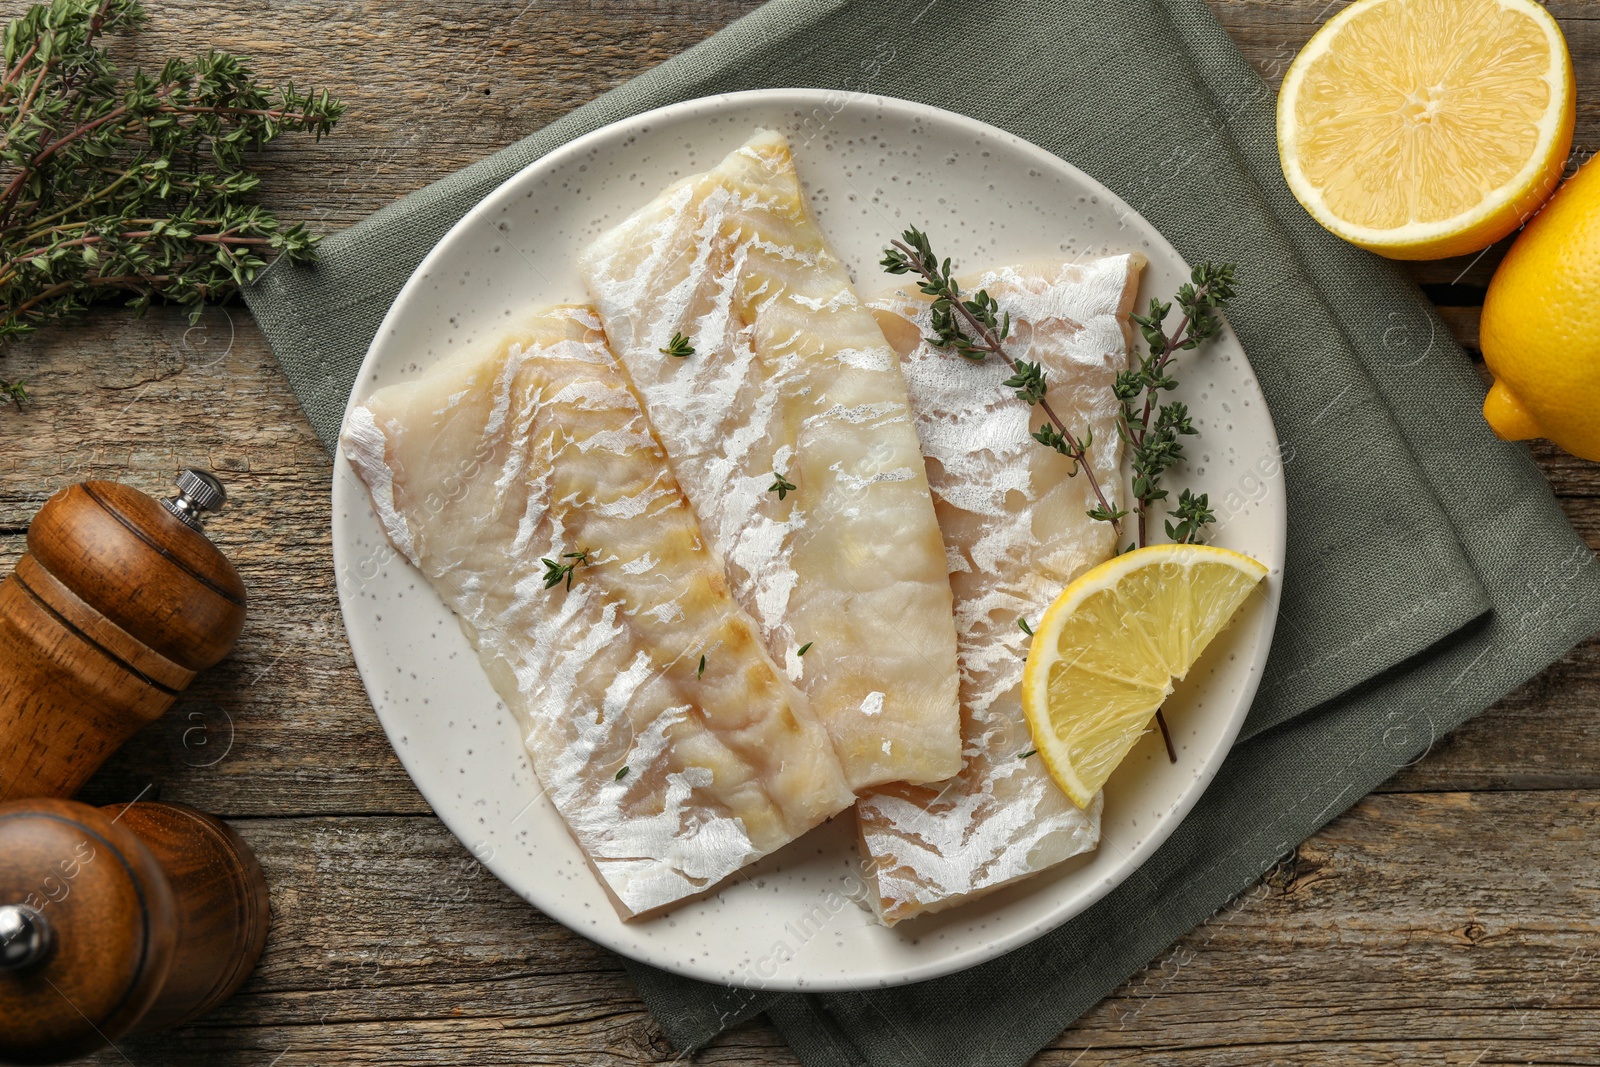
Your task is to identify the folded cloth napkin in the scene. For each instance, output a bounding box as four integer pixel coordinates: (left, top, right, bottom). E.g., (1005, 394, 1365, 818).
(244, 0, 1600, 1063)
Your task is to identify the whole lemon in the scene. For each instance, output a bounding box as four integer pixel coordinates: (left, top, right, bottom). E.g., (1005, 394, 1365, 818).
(1481, 155, 1600, 461)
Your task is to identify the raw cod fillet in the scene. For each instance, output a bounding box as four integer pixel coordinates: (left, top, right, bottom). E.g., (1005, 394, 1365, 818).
(340, 305, 855, 919)
(579, 130, 962, 792)
(856, 255, 1145, 924)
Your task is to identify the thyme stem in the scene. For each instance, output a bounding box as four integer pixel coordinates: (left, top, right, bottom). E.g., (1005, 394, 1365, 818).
(1154, 709, 1176, 762)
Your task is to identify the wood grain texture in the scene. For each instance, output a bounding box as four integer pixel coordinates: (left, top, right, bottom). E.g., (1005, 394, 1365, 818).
(0, 0, 1594, 1063)
(55, 795, 1600, 1066)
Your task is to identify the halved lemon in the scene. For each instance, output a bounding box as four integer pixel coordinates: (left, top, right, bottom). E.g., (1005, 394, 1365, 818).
(1020, 544, 1268, 808)
(1277, 0, 1574, 260)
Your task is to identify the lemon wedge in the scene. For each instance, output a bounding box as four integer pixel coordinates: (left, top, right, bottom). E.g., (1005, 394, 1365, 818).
(1277, 0, 1574, 260)
(1020, 544, 1268, 808)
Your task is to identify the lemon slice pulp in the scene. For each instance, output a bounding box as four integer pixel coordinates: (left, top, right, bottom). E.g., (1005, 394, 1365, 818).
(1277, 0, 1573, 260)
(1020, 544, 1268, 808)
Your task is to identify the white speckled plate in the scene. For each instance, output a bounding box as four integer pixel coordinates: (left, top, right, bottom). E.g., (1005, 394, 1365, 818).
(331, 90, 1286, 992)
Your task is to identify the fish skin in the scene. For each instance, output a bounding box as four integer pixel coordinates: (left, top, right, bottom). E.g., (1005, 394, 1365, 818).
(341, 305, 855, 919)
(579, 130, 963, 792)
(857, 255, 1144, 924)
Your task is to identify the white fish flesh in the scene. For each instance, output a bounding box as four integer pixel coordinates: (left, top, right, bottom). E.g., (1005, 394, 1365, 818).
(856, 255, 1144, 924)
(579, 130, 962, 792)
(341, 305, 855, 919)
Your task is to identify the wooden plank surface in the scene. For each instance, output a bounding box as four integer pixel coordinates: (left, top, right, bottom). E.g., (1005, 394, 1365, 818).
(0, 1, 1596, 1063)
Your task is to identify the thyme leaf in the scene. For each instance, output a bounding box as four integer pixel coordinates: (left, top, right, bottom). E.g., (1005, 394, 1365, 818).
(659, 332, 694, 358)
(1164, 488, 1217, 545)
(1002, 360, 1048, 406)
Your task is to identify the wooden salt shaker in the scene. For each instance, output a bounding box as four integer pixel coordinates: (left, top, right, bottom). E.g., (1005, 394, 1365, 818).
(0, 471, 246, 801)
(0, 797, 270, 1064)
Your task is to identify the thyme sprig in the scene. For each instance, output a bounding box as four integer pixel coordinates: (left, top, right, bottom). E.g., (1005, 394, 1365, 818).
(541, 550, 590, 592)
(659, 332, 694, 358)
(1165, 488, 1217, 546)
(1, 0, 343, 381)
(883, 227, 1125, 534)
(1115, 262, 1236, 547)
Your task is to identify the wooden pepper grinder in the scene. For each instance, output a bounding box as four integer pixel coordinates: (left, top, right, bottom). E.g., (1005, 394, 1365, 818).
(0, 471, 246, 801)
(0, 796, 270, 1064)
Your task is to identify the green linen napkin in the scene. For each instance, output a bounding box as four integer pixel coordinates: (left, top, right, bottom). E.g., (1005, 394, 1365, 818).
(243, 0, 1600, 1063)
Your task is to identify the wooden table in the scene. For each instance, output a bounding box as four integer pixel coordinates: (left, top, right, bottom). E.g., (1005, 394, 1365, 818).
(3, 2, 1597, 1063)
